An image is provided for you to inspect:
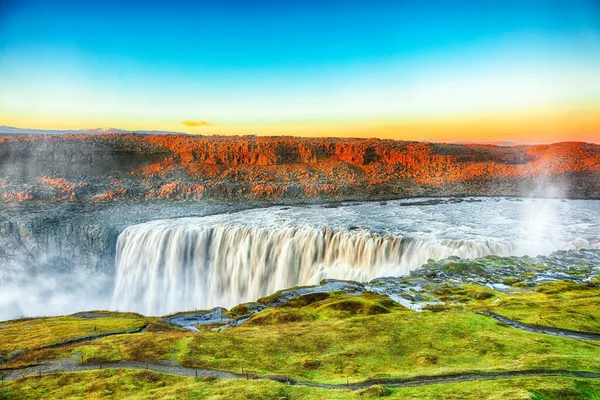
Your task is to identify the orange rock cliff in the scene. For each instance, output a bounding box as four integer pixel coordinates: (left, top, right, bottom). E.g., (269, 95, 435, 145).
(0, 134, 598, 202)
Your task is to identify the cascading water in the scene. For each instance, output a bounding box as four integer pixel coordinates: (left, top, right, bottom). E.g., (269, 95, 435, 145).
(110, 198, 600, 315)
(111, 224, 519, 315)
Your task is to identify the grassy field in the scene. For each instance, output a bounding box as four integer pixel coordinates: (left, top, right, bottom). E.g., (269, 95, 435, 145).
(1, 282, 600, 398)
(419, 280, 600, 333)
(2, 292, 600, 385)
(1, 370, 600, 399)
(0, 312, 147, 358)
(470, 281, 600, 333)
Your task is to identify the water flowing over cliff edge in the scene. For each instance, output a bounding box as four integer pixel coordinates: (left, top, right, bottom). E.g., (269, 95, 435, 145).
(111, 198, 600, 315)
(0, 202, 249, 320)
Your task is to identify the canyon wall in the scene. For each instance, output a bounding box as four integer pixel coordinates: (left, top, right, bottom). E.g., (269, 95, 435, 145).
(0, 201, 248, 276)
(1, 134, 599, 202)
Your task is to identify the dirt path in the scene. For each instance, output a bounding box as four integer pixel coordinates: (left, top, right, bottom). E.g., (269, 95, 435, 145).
(38, 324, 149, 350)
(1, 360, 600, 390)
(480, 311, 600, 341)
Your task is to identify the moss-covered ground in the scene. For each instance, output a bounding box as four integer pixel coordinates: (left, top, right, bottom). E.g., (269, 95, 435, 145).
(2, 272, 600, 398)
(2, 370, 600, 399)
(471, 281, 600, 333)
(0, 312, 147, 357)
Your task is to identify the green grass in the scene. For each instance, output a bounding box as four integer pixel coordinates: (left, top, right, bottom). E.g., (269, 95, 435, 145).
(0, 331, 187, 369)
(78, 332, 187, 364)
(393, 376, 600, 400)
(470, 281, 600, 333)
(2, 370, 600, 399)
(178, 306, 600, 383)
(420, 280, 600, 333)
(0, 312, 147, 357)
(2, 284, 600, 398)
(6, 292, 599, 385)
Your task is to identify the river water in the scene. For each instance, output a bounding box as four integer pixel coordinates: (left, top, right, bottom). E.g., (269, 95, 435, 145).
(110, 197, 600, 315)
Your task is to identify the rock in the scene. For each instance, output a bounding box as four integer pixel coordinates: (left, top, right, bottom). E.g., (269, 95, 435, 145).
(259, 279, 365, 307)
(1, 135, 598, 203)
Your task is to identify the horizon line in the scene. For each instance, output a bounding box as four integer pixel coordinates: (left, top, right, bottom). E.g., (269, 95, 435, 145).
(1, 125, 598, 147)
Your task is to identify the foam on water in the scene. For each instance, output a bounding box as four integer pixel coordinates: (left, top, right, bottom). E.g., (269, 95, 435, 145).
(111, 198, 600, 315)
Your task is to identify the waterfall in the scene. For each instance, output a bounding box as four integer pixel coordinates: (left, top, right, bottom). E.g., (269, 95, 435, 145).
(110, 220, 519, 315)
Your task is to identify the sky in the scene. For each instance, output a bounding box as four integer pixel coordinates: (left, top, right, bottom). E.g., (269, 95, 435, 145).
(0, 0, 599, 143)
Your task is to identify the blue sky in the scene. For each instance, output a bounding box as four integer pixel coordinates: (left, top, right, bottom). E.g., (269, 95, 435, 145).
(1, 0, 599, 142)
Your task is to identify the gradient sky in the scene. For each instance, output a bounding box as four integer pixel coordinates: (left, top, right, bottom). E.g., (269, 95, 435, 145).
(1, 0, 599, 142)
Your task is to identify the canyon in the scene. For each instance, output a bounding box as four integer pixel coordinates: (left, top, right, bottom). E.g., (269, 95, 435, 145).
(1, 134, 599, 203)
(1, 134, 600, 319)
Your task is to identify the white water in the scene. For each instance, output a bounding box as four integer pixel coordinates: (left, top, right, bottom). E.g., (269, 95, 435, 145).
(111, 198, 600, 315)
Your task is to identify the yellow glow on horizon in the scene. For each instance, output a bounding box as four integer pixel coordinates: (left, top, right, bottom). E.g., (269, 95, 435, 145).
(2, 103, 599, 144)
(188, 104, 600, 143)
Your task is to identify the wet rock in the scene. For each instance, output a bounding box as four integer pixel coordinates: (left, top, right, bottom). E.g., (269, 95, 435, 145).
(259, 279, 366, 307)
(168, 307, 233, 329)
(0, 201, 251, 274)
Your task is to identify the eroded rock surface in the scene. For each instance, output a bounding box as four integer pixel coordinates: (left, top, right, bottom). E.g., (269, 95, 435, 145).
(1, 134, 599, 202)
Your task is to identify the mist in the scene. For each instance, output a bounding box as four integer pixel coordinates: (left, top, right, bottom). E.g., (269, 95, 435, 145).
(0, 270, 113, 321)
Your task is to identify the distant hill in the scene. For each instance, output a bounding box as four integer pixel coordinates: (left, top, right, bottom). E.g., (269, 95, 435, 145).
(451, 140, 519, 146)
(0, 125, 186, 135)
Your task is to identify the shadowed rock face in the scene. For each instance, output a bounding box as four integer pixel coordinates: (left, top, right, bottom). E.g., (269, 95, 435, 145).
(0, 134, 599, 203)
(0, 201, 250, 276)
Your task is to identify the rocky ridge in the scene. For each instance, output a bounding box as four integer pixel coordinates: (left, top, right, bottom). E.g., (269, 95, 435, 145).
(1, 134, 599, 203)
